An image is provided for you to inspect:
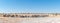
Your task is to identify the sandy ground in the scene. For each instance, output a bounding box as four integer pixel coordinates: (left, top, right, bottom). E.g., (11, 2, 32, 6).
(0, 16, 60, 23)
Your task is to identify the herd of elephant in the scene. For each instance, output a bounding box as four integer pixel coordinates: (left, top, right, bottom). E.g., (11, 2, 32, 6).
(3, 14, 49, 18)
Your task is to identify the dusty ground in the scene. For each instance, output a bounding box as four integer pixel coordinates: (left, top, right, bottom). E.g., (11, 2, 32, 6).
(0, 16, 60, 23)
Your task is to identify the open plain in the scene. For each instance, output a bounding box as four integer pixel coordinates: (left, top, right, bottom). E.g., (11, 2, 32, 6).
(0, 13, 60, 23)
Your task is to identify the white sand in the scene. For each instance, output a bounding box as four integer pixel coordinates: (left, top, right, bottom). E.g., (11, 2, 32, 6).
(0, 17, 60, 23)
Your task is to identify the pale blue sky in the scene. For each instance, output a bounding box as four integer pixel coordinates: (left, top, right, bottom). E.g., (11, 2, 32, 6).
(0, 0, 60, 13)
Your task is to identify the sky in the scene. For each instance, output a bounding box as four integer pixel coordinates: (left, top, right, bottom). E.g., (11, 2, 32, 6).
(0, 0, 60, 13)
